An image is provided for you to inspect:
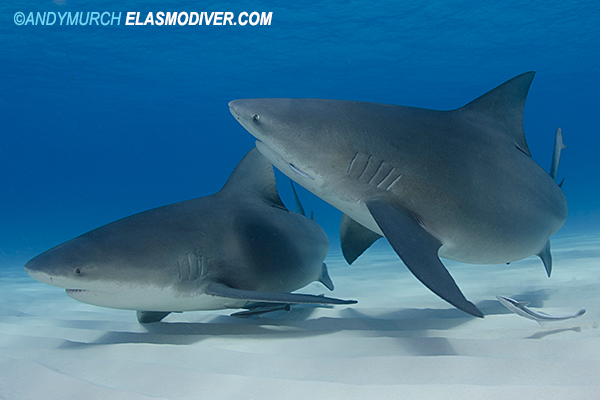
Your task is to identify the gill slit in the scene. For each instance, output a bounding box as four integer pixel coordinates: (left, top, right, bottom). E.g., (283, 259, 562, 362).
(367, 160, 385, 185)
(357, 155, 372, 181)
(387, 174, 403, 190)
(376, 167, 394, 188)
(347, 152, 359, 175)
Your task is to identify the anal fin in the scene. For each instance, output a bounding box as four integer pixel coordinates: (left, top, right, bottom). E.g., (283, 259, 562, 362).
(340, 213, 382, 264)
(537, 240, 553, 277)
(365, 199, 483, 318)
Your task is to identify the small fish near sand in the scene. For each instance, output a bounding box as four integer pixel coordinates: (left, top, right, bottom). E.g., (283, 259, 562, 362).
(24, 148, 356, 323)
(496, 295, 586, 322)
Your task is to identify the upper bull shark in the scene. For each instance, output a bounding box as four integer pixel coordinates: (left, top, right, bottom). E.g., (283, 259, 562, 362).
(229, 72, 568, 317)
(24, 148, 356, 323)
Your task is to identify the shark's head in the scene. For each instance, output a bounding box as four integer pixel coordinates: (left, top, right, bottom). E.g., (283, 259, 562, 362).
(24, 233, 184, 311)
(25, 237, 113, 290)
(229, 99, 351, 193)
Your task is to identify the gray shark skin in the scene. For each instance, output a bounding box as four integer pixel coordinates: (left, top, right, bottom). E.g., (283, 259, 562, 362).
(25, 148, 356, 323)
(229, 72, 568, 318)
(496, 296, 585, 322)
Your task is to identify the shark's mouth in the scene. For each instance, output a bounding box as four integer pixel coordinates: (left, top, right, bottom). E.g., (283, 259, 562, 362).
(65, 288, 111, 298)
(65, 289, 93, 299)
(65, 288, 114, 302)
(288, 163, 314, 180)
(255, 140, 314, 181)
(66, 289, 114, 295)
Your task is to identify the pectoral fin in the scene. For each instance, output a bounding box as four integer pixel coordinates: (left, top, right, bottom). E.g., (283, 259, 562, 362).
(365, 199, 483, 318)
(230, 303, 292, 318)
(205, 281, 357, 306)
(137, 311, 171, 324)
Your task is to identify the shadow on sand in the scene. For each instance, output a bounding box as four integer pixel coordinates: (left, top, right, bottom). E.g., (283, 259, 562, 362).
(58, 287, 584, 355)
(59, 302, 477, 349)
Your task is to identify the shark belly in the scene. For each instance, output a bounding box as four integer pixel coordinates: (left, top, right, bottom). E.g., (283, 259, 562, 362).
(65, 285, 248, 312)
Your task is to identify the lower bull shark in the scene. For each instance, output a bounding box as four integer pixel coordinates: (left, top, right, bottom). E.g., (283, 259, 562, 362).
(229, 72, 568, 317)
(25, 148, 356, 323)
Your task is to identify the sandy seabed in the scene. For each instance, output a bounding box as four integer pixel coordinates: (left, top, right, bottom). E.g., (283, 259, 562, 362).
(1, 233, 599, 400)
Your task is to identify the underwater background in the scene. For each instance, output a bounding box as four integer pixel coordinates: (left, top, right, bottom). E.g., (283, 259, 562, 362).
(2, 1, 599, 270)
(2, 2, 600, 399)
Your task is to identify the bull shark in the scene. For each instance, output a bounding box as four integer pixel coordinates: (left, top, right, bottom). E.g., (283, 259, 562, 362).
(229, 72, 568, 317)
(24, 148, 356, 323)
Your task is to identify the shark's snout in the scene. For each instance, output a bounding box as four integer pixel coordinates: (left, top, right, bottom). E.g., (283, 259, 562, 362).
(228, 99, 264, 122)
(228, 100, 238, 117)
(228, 100, 245, 120)
(229, 99, 266, 143)
(24, 252, 85, 289)
(24, 256, 48, 279)
(24, 267, 57, 287)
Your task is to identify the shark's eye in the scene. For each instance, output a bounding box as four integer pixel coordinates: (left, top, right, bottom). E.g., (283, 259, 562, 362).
(74, 267, 81, 275)
(252, 114, 260, 123)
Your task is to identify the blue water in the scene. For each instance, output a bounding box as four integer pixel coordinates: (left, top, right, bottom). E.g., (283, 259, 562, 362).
(1, 1, 599, 268)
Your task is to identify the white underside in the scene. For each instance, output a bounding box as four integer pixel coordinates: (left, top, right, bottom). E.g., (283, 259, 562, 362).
(66, 287, 248, 312)
(25, 270, 247, 312)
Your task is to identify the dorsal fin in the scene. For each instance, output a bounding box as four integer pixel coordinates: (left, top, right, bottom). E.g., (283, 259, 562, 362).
(319, 263, 334, 291)
(457, 71, 535, 156)
(290, 180, 306, 216)
(220, 147, 287, 209)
